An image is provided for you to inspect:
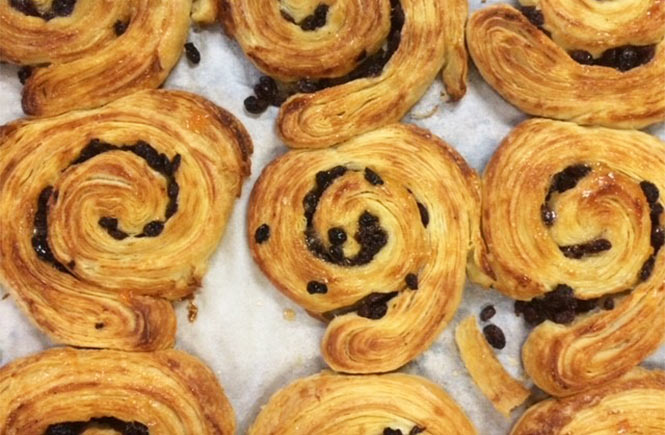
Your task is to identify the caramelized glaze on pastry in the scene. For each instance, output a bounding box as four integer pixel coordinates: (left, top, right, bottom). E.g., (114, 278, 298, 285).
(221, 0, 468, 148)
(249, 371, 476, 435)
(511, 368, 665, 435)
(0, 90, 252, 350)
(248, 123, 482, 373)
(473, 118, 665, 396)
(0, 0, 211, 116)
(0, 347, 236, 434)
(467, 3, 665, 129)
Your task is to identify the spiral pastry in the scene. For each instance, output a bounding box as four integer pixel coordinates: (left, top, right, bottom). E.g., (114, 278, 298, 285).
(222, 0, 468, 148)
(511, 368, 665, 435)
(248, 123, 482, 373)
(0, 347, 236, 434)
(0, 0, 215, 116)
(467, 2, 665, 129)
(0, 89, 252, 350)
(473, 118, 665, 396)
(249, 371, 476, 435)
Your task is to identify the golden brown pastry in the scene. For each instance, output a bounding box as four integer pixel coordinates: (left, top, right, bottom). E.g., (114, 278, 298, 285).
(0, 0, 213, 116)
(455, 316, 530, 417)
(248, 123, 482, 373)
(0, 347, 236, 434)
(467, 3, 665, 129)
(221, 0, 468, 148)
(473, 118, 665, 396)
(249, 371, 476, 435)
(0, 89, 252, 351)
(511, 368, 665, 435)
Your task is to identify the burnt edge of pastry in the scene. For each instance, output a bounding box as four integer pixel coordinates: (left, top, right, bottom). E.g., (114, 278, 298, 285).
(244, 0, 404, 114)
(253, 164, 425, 320)
(10, 0, 76, 21)
(519, 6, 657, 72)
(523, 171, 664, 326)
(45, 416, 148, 435)
(32, 138, 181, 270)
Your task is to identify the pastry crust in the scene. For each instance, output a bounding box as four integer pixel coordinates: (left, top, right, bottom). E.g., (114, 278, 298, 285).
(473, 118, 665, 396)
(248, 123, 482, 373)
(0, 89, 252, 351)
(248, 371, 476, 435)
(221, 0, 468, 148)
(0, 0, 207, 116)
(467, 4, 665, 129)
(511, 368, 665, 435)
(455, 316, 530, 417)
(0, 347, 236, 434)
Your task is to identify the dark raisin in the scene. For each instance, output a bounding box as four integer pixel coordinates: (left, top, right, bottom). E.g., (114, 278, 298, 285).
(280, 10, 295, 23)
(95, 322, 105, 329)
(184, 42, 201, 64)
(244, 96, 269, 114)
(405, 273, 418, 290)
(328, 227, 347, 245)
(482, 324, 506, 349)
(300, 15, 316, 31)
(480, 305, 496, 321)
(639, 255, 656, 281)
(640, 181, 660, 204)
(141, 220, 164, 237)
(18, 66, 33, 84)
(514, 300, 527, 316)
(551, 165, 591, 193)
(634, 45, 656, 65)
(409, 428, 425, 435)
(52, 0, 76, 16)
(98, 216, 118, 230)
(560, 238, 611, 259)
(313, 4, 328, 27)
(357, 292, 397, 319)
(541, 204, 556, 226)
(570, 50, 594, 65)
(652, 227, 664, 251)
(552, 310, 575, 324)
(603, 298, 615, 310)
(617, 46, 639, 71)
(364, 167, 384, 186)
(417, 202, 429, 228)
(359, 211, 379, 227)
(171, 154, 182, 173)
(297, 79, 319, 93)
(254, 76, 278, 102)
(9, 0, 41, 17)
(45, 423, 85, 435)
(597, 48, 620, 68)
(255, 224, 270, 244)
(114, 20, 128, 36)
(519, 6, 544, 27)
(523, 304, 545, 325)
(384, 429, 403, 435)
(307, 281, 328, 294)
(575, 298, 598, 313)
(651, 203, 664, 224)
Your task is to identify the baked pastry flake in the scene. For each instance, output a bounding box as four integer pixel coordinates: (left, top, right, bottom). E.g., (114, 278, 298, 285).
(0, 89, 252, 350)
(467, 3, 665, 128)
(222, 0, 468, 148)
(0, 347, 236, 434)
(249, 371, 476, 435)
(473, 118, 665, 396)
(0, 0, 209, 116)
(248, 123, 483, 373)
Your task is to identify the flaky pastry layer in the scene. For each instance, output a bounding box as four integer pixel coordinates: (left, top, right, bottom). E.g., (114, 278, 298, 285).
(473, 118, 665, 396)
(511, 368, 665, 435)
(0, 90, 252, 350)
(467, 4, 665, 129)
(249, 371, 476, 435)
(248, 123, 482, 373)
(222, 0, 468, 148)
(0, 347, 236, 434)
(0, 0, 210, 116)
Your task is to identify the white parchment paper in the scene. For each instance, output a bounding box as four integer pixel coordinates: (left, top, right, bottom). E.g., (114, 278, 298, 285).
(0, 1, 663, 432)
